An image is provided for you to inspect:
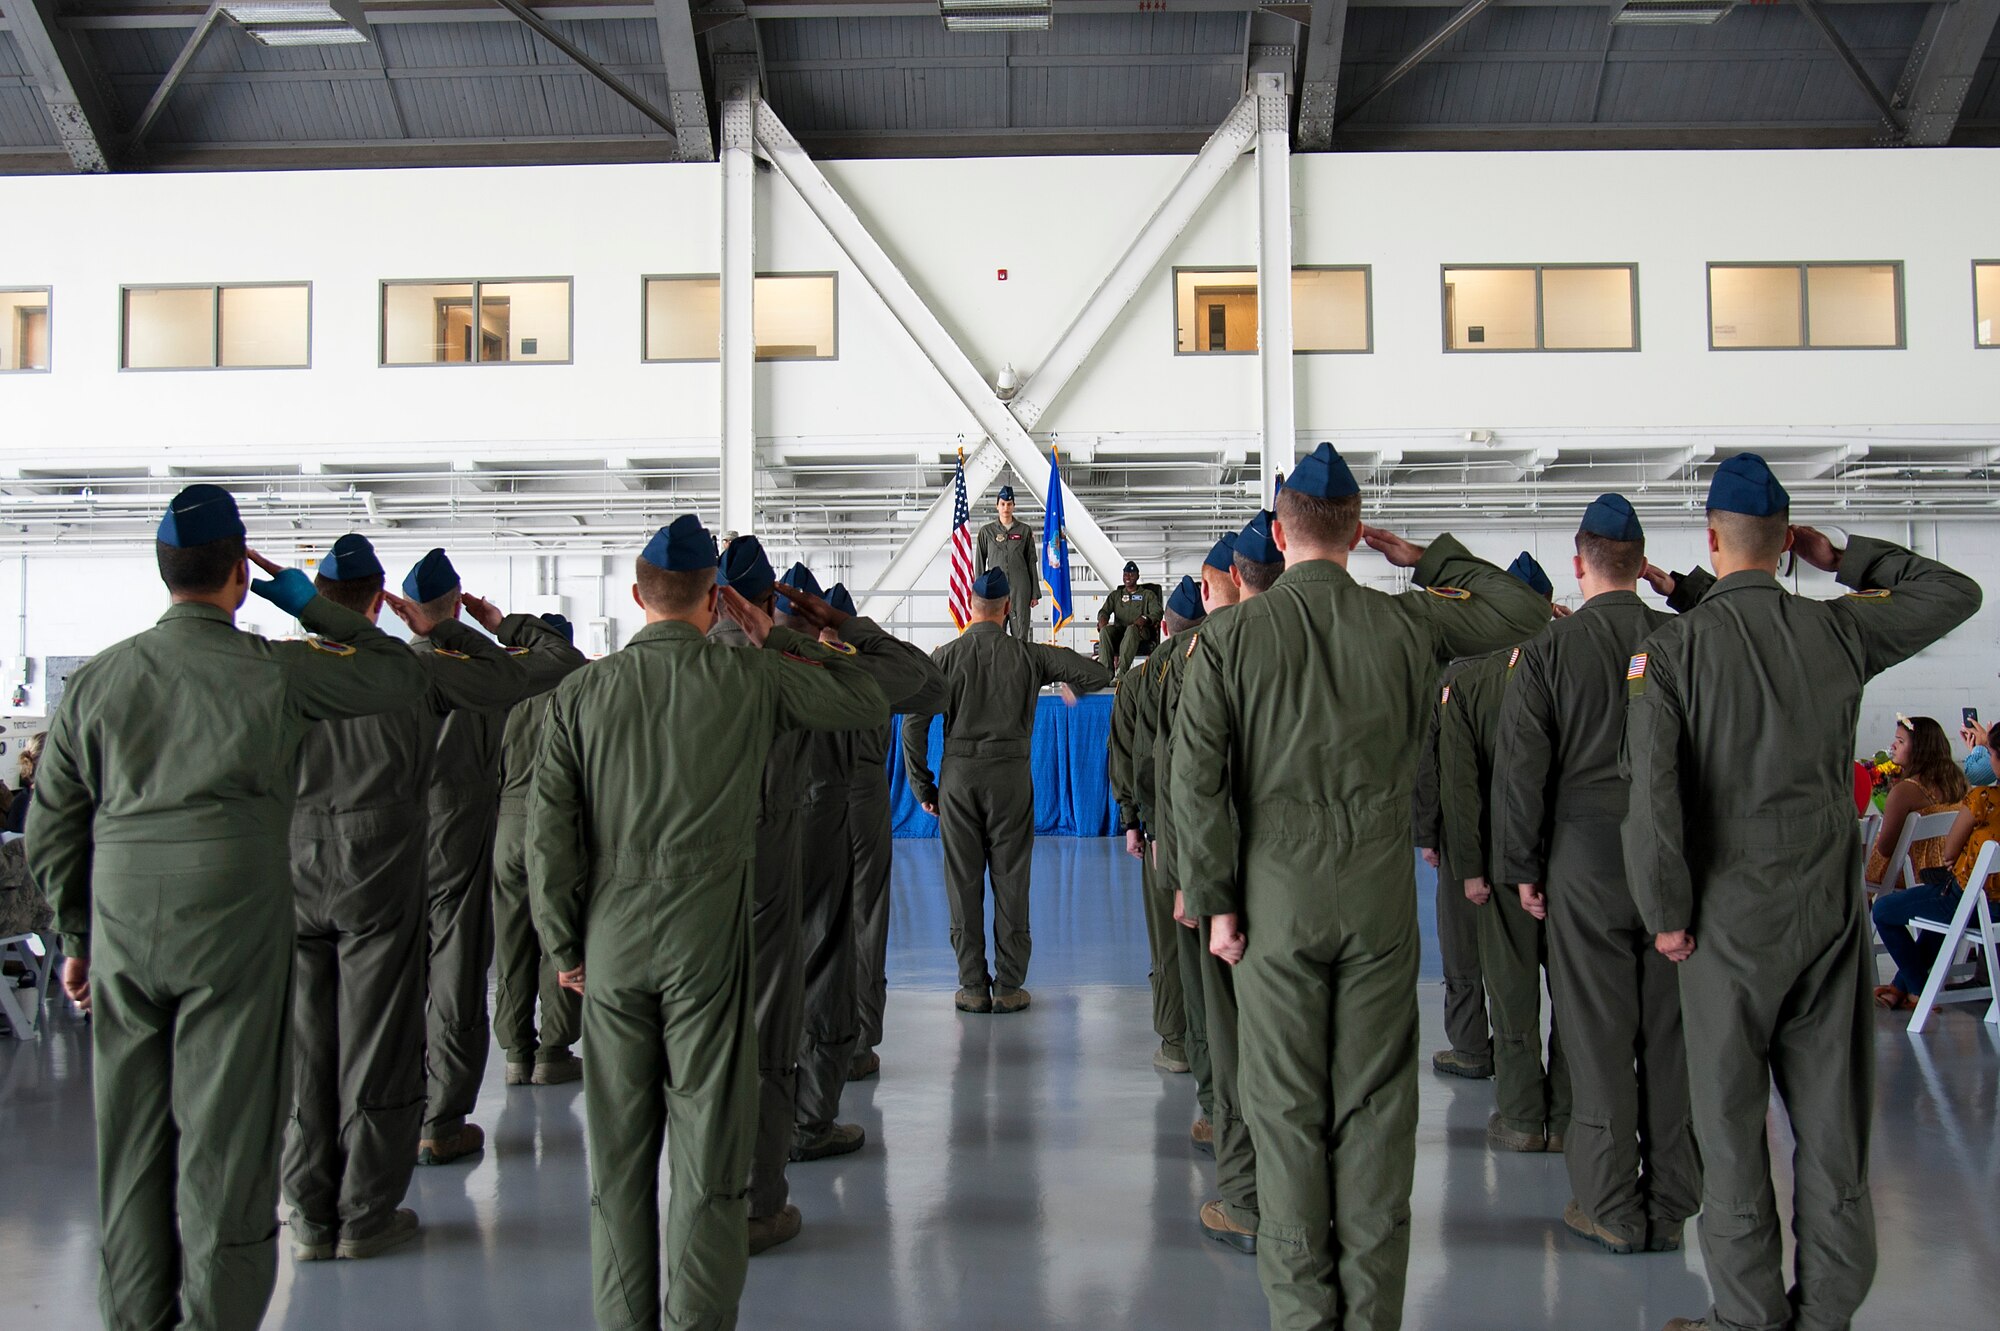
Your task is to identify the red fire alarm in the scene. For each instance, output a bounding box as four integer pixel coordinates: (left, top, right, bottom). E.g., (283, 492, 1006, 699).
(997, 269, 1008, 281)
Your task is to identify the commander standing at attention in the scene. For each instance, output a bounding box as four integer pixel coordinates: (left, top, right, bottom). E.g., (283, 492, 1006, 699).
(977, 484, 1040, 638)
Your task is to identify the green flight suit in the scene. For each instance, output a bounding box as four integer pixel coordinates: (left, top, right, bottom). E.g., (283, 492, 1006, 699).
(1441, 644, 1571, 1144)
(528, 619, 890, 1331)
(29, 597, 425, 1331)
(1097, 583, 1162, 675)
(1493, 589, 1699, 1246)
(1172, 538, 1549, 1331)
(285, 616, 531, 1249)
(493, 629, 590, 1071)
(1623, 537, 1980, 1331)
(789, 630, 943, 1145)
(1109, 653, 1185, 1060)
(1154, 625, 1254, 1223)
(711, 616, 936, 1218)
(977, 518, 1041, 639)
(849, 722, 896, 1055)
(1133, 646, 1202, 1088)
(414, 614, 579, 1138)
(1413, 661, 1491, 1064)
(904, 622, 1110, 993)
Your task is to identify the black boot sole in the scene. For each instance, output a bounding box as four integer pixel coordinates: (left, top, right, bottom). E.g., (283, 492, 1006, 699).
(1564, 1218, 1637, 1256)
(1200, 1222, 1257, 1255)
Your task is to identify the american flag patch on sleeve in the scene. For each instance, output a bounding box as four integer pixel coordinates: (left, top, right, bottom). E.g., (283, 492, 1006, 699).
(1627, 653, 1648, 681)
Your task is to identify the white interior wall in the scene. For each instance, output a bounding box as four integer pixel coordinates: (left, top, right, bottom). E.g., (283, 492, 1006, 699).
(0, 148, 1996, 740)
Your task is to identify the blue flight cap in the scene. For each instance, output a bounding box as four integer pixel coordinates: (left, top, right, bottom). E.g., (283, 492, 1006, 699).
(318, 533, 383, 581)
(997, 485, 1016, 502)
(826, 583, 856, 616)
(972, 569, 1009, 600)
(1122, 561, 1140, 575)
(1236, 511, 1281, 565)
(402, 548, 461, 602)
(1283, 443, 1360, 500)
(1166, 575, 1206, 623)
(775, 561, 822, 617)
(1203, 533, 1237, 573)
(1507, 552, 1555, 600)
(157, 484, 245, 548)
(715, 535, 776, 601)
(1707, 452, 1791, 517)
(1579, 493, 1643, 543)
(539, 612, 574, 643)
(641, 514, 718, 573)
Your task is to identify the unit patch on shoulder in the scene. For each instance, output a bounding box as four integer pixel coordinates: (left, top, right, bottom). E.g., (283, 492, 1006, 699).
(1426, 587, 1471, 601)
(1845, 589, 1892, 600)
(433, 648, 471, 661)
(824, 640, 859, 656)
(307, 636, 357, 657)
(1627, 652, 1649, 698)
(506, 646, 533, 656)
(781, 650, 827, 668)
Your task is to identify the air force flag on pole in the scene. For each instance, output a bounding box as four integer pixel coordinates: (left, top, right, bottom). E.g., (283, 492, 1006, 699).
(1041, 447, 1074, 635)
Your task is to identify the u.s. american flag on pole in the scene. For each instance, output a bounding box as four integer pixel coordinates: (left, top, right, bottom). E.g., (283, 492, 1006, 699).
(946, 448, 973, 632)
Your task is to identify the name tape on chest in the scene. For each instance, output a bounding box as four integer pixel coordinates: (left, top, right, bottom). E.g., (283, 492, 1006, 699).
(307, 636, 356, 657)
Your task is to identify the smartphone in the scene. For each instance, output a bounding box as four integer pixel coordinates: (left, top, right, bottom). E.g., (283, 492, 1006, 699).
(1967, 707, 1981, 730)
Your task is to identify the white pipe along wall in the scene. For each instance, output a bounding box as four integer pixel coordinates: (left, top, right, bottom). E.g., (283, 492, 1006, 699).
(0, 149, 1994, 746)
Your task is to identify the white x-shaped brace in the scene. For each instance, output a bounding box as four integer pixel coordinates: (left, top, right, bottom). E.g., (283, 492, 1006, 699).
(749, 92, 1272, 619)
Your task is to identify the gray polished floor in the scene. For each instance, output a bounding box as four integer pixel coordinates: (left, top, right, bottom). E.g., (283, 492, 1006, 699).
(3, 837, 1998, 1329)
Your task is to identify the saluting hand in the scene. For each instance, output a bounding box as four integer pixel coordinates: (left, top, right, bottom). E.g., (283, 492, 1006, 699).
(1209, 914, 1247, 967)
(1359, 526, 1425, 569)
(1549, 603, 1573, 620)
(1518, 883, 1547, 921)
(382, 590, 444, 638)
(717, 587, 774, 646)
(460, 593, 505, 634)
(1654, 930, 1696, 964)
(774, 582, 851, 633)
(1790, 526, 1843, 573)
(1640, 563, 1677, 599)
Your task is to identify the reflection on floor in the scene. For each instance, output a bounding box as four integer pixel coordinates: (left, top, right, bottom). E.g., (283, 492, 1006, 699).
(2, 837, 1997, 1329)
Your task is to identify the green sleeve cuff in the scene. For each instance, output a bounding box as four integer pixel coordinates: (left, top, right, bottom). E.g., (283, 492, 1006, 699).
(1835, 535, 1896, 591)
(550, 948, 583, 975)
(1410, 534, 1470, 588)
(60, 933, 88, 961)
(297, 595, 369, 640)
(427, 618, 482, 651)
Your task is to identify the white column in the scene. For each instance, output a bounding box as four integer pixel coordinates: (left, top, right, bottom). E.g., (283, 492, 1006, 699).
(1254, 71, 1294, 507)
(718, 86, 757, 535)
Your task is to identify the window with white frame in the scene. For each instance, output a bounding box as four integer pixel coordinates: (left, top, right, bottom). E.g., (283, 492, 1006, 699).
(1708, 263, 1903, 350)
(1442, 265, 1637, 352)
(1, 289, 51, 372)
(1172, 267, 1373, 354)
(381, 278, 572, 366)
(122, 283, 310, 370)
(1975, 262, 1999, 348)
(642, 274, 839, 362)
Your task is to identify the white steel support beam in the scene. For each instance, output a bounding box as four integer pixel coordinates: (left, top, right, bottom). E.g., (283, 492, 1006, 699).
(718, 85, 756, 535)
(1892, 0, 2000, 146)
(1254, 72, 1294, 505)
(1295, 0, 1349, 149)
(1009, 91, 1257, 429)
(752, 102, 1126, 614)
(653, 0, 714, 160)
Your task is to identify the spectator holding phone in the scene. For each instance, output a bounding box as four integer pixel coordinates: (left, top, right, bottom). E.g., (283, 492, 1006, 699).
(1866, 716, 1967, 892)
(1962, 712, 1994, 787)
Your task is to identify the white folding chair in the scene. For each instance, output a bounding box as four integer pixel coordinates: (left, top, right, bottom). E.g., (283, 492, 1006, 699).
(1864, 809, 1961, 898)
(1907, 841, 2000, 1034)
(0, 930, 54, 1040)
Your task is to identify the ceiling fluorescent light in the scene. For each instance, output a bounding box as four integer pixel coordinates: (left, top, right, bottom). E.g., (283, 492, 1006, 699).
(1610, 0, 1737, 25)
(940, 0, 1051, 11)
(943, 12, 1053, 31)
(246, 25, 369, 45)
(220, 1, 345, 22)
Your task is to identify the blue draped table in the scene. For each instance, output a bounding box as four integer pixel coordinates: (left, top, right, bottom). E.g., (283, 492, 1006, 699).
(886, 692, 1117, 838)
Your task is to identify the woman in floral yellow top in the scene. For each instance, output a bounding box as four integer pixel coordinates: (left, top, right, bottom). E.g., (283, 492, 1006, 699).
(1873, 730, 2000, 1008)
(1865, 717, 1966, 887)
